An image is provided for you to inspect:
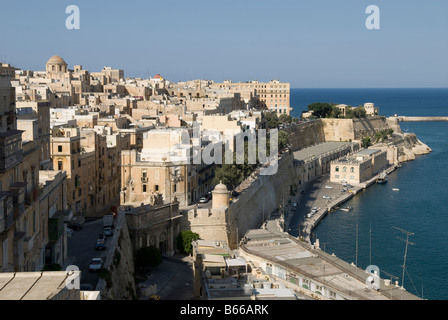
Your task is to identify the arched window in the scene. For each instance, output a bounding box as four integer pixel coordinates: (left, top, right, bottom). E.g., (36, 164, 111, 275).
(335, 166, 339, 172)
(343, 167, 347, 173)
(350, 167, 355, 173)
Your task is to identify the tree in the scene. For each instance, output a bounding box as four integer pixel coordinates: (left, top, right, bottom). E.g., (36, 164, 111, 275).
(307, 102, 332, 118)
(278, 113, 292, 125)
(135, 246, 162, 273)
(278, 130, 290, 151)
(361, 136, 372, 148)
(177, 231, 200, 255)
(263, 111, 279, 129)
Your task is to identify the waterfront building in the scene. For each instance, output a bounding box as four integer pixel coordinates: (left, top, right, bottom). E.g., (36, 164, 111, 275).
(293, 142, 360, 185)
(237, 228, 421, 300)
(330, 148, 388, 185)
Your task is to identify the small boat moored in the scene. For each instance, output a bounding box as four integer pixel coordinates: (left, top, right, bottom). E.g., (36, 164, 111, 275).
(377, 171, 388, 184)
(340, 206, 353, 212)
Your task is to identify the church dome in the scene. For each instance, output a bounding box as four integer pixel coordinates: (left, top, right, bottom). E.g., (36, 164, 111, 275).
(47, 55, 67, 65)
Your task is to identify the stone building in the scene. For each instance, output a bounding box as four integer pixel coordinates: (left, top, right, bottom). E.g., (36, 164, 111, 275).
(120, 127, 216, 206)
(122, 196, 181, 256)
(211, 79, 291, 115)
(330, 148, 388, 185)
(0, 75, 47, 272)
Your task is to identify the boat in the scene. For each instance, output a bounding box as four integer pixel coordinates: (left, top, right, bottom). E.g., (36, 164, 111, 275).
(392, 188, 400, 191)
(377, 171, 388, 184)
(340, 206, 353, 212)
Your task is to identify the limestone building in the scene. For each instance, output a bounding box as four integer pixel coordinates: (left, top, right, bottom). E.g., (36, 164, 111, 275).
(211, 79, 291, 115)
(330, 148, 388, 185)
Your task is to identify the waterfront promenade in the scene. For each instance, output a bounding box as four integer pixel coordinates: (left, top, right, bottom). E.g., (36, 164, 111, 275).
(285, 164, 399, 243)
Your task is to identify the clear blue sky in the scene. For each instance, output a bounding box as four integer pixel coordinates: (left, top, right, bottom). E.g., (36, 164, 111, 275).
(1, 0, 447, 88)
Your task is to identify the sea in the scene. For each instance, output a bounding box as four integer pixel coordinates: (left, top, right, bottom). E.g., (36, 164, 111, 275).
(289, 88, 448, 300)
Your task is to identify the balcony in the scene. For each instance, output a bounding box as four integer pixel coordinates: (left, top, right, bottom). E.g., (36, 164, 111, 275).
(0, 130, 23, 173)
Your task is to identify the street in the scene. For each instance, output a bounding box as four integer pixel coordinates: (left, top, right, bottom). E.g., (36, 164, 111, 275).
(67, 218, 110, 289)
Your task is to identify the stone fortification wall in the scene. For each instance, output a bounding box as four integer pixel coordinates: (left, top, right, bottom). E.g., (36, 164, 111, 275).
(96, 212, 137, 300)
(320, 119, 355, 142)
(321, 116, 389, 142)
(229, 153, 296, 245)
(286, 121, 326, 150)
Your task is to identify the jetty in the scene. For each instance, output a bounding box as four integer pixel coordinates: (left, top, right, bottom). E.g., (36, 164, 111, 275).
(396, 116, 448, 122)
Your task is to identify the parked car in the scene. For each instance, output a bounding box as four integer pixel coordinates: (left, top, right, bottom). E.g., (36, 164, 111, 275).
(104, 227, 113, 237)
(323, 196, 332, 199)
(325, 185, 333, 189)
(199, 197, 209, 203)
(231, 190, 240, 197)
(98, 233, 105, 241)
(88, 258, 104, 272)
(95, 239, 106, 250)
(67, 222, 83, 230)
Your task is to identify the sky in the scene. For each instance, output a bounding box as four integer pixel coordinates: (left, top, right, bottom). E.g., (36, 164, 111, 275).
(1, 0, 447, 88)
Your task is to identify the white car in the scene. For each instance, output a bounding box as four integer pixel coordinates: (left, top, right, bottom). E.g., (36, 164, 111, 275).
(323, 196, 332, 199)
(199, 197, 209, 203)
(325, 185, 333, 189)
(89, 258, 104, 272)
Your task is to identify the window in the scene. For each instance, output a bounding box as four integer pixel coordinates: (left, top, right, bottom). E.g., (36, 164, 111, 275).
(58, 161, 63, 170)
(343, 167, 347, 173)
(58, 145, 62, 152)
(335, 166, 339, 172)
(155, 185, 159, 192)
(142, 184, 147, 193)
(350, 167, 355, 173)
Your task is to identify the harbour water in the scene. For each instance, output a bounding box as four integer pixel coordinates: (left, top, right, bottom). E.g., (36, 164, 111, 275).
(290, 88, 448, 300)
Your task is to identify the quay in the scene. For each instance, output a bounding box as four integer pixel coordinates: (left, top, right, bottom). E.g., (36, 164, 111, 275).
(298, 163, 399, 242)
(396, 116, 448, 122)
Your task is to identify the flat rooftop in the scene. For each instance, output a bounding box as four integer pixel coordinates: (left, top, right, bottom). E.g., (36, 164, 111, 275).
(0, 271, 81, 300)
(293, 142, 355, 161)
(240, 229, 421, 300)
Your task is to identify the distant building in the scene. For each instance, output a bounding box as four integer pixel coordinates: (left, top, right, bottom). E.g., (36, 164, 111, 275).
(211, 79, 291, 115)
(364, 103, 379, 116)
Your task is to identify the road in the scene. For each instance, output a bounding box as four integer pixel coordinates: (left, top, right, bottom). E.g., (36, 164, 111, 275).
(67, 218, 111, 289)
(286, 174, 351, 238)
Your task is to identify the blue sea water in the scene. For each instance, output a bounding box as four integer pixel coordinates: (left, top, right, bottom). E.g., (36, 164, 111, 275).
(290, 88, 448, 300)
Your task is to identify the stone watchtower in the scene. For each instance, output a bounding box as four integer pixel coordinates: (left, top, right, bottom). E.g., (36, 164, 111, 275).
(212, 181, 229, 209)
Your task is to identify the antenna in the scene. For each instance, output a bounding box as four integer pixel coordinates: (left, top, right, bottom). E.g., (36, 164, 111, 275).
(393, 226, 415, 289)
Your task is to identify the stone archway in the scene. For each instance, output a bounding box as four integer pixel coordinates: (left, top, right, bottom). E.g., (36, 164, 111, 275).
(159, 232, 167, 255)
